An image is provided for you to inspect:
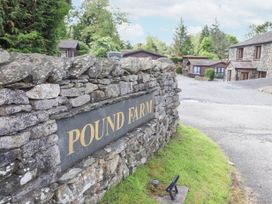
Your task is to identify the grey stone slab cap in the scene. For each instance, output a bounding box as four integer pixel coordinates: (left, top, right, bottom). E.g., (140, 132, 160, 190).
(155, 186, 189, 204)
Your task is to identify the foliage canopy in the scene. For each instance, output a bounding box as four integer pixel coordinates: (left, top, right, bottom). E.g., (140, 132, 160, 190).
(172, 18, 194, 56)
(72, 0, 126, 57)
(0, 0, 70, 55)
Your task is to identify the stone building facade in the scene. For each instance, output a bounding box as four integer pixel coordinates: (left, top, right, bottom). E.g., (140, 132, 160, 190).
(0, 50, 180, 204)
(226, 31, 272, 81)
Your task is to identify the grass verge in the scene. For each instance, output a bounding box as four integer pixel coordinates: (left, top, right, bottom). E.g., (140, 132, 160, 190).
(100, 124, 232, 204)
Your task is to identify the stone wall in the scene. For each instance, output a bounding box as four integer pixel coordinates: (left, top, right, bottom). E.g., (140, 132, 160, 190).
(0, 50, 180, 204)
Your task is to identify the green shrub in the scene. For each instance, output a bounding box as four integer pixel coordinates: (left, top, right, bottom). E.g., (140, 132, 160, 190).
(204, 68, 215, 81)
(78, 41, 90, 56)
(170, 57, 183, 64)
(176, 65, 182, 74)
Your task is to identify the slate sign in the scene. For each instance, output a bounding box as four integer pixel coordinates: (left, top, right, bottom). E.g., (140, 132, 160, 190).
(57, 93, 155, 171)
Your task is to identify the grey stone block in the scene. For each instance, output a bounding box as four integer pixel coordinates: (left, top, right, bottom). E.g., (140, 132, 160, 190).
(0, 132, 30, 149)
(69, 95, 90, 107)
(0, 49, 10, 64)
(58, 168, 82, 184)
(0, 111, 49, 136)
(0, 105, 32, 116)
(120, 82, 134, 95)
(26, 84, 60, 99)
(69, 55, 96, 78)
(0, 89, 29, 106)
(105, 84, 120, 98)
(30, 120, 57, 139)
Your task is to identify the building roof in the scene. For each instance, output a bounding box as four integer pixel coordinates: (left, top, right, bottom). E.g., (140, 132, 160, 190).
(121, 49, 165, 58)
(58, 40, 79, 49)
(188, 59, 227, 67)
(229, 61, 256, 69)
(230, 30, 272, 48)
(182, 55, 209, 59)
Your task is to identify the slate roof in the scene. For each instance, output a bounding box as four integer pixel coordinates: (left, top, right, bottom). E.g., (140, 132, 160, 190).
(121, 49, 165, 58)
(230, 30, 272, 48)
(188, 59, 226, 67)
(183, 55, 209, 59)
(229, 61, 256, 69)
(58, 40, 79, 49)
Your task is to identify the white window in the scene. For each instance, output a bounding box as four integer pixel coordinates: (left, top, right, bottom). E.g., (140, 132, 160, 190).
(215, 68, 225, 73)
(193, 66, 201, 74)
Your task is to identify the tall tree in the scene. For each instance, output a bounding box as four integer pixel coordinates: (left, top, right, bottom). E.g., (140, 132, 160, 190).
(153, 38, 169, 55)
(225, 34, 238, 45)
(0, 0, 70, 54)
(172, 18, 193, 56)
(247, 22, 272, 38)
(144, 36, 158, 52)
(209, 21, 228, 59)
(73, 0, 126, 57)
(133, 36, 169, 55)
(124, 41, 133, 49)
(199, 25, 210, 44)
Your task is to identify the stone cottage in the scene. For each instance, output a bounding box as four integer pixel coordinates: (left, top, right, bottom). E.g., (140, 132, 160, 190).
(226, 31, 272, 81)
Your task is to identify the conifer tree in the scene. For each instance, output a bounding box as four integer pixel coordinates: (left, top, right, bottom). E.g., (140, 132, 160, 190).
(0, 0, 70, 54)
(172, 18, 193, 56)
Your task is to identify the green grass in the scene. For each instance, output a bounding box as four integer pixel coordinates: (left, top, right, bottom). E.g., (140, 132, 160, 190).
(100, 124, 231, 204)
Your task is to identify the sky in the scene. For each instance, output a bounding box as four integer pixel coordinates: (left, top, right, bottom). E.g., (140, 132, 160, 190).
(72, 0, 272, 45)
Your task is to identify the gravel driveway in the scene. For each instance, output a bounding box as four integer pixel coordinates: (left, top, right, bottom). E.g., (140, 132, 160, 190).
(177, 76, 272, 204)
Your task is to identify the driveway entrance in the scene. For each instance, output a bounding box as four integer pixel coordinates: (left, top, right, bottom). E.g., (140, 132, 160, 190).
(178, 76, 272, 203)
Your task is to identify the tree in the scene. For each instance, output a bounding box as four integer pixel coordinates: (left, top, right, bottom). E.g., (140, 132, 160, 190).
(153, 38, 169, 55)
(194, 21, 238, 59)
(199, 36, 213, 53)
(144, 36, 158, 52)
(123, 41, 133, 49)
(134, 43, 144, 50)
(247, 22, 272, 38)
(72, 0, 126, 57)
(78, 41, 90, 55)
(199, 25, 210, 44)
(226, 34, 238, 46)
(0, 0, 70, 54)
(89, 36, 120, 57)
(133, 36, 169, 56)
(209, 20, 229, 59)
(172, 18, 193, 56)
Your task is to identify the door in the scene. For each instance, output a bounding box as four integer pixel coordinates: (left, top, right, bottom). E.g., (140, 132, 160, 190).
(227, 70, 232, 81)
(240, 72, 249, 80)
(258, 71, 267, 78)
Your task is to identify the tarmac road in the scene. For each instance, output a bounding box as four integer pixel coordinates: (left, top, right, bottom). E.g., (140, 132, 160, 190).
(177, 76, 272, 203)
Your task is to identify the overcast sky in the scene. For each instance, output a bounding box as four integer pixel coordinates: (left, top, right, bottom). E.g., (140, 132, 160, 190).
(72, 0, 272, 45)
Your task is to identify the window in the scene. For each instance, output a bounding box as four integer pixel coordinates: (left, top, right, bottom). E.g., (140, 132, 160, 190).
(215, 68, 225, 78)
(237, 48, 244, 59)
(254, 46, 261, 59)
(193, 66, 201, 74)
(215, 68, 225, 74)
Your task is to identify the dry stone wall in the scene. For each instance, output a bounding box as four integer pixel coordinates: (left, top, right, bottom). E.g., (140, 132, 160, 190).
(0, 50, 180, 204)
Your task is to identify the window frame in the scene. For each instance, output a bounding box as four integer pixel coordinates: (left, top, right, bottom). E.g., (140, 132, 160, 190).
(254, 46, 262, 60)
(236, 48, 244, 60)
(215, 67, 225, 74)
(193, 66, 201, 75)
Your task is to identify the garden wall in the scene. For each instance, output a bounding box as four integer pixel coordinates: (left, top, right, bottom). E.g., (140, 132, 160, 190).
(0, 50, 180, 204)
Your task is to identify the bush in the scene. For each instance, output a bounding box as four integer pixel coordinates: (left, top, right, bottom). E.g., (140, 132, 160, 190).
(176, 65, 182, 74)
(78, 41, 90, 56)
(170, 57, 183, 64)
(204, 68, 215, 81)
